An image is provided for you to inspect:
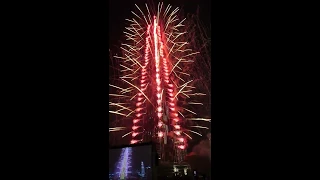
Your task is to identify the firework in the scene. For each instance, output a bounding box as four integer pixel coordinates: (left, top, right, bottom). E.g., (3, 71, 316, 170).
(109, 3, 211, 162)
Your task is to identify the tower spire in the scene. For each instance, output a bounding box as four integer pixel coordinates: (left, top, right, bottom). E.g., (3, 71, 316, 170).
(141, 161, 145, 177)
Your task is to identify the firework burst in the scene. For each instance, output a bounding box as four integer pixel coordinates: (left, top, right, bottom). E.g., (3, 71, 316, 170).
(109, 2, 211, 162)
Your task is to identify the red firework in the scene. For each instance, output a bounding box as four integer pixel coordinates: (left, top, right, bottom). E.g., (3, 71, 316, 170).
(109, 3, 210, 162)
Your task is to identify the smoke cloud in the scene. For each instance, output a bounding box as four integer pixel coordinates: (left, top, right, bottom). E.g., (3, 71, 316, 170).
(191, 133, 211, 161)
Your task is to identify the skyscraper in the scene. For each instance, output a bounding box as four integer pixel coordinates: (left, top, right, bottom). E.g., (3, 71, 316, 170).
(115, 147, 132, 179)
(141, 161, 145, 177)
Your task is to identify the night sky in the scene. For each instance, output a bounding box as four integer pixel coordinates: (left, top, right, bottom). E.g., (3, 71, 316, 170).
(108, 0, 211, 153)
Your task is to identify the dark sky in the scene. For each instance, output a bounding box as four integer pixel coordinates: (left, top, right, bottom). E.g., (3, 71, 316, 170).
(109, 0, 211, 50)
